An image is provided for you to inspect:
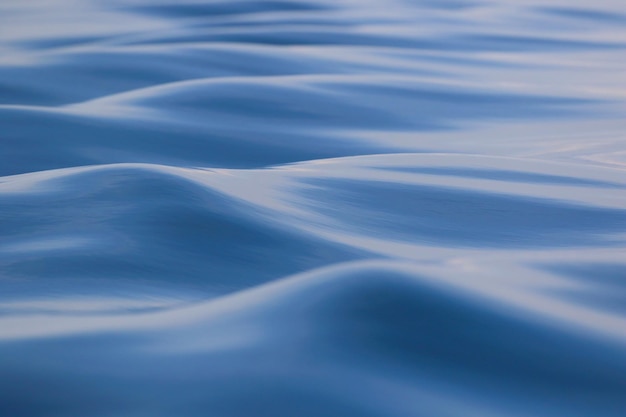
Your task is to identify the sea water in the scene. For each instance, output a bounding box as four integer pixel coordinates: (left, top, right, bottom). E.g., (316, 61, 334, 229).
(1, 0, 625, 416)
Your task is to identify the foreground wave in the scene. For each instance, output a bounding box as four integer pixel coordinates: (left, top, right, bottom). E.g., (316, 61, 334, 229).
(2, 261, 626, 417)
(1, 0, 626, 416)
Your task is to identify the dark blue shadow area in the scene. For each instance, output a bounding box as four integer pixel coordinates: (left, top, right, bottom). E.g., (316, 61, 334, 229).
(298, 179, 626, 247)
(132, 0, 330, 18)
(130, 28, 625, 51)
(0, 107, 383, 176)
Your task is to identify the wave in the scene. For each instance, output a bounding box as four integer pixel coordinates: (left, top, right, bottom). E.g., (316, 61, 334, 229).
(1, 0, 626, 416)
(1, 261, 625, 416)
(0, 163, 364, 300)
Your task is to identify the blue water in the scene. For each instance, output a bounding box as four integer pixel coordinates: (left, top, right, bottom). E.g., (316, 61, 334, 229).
(1, 0, 626, 416)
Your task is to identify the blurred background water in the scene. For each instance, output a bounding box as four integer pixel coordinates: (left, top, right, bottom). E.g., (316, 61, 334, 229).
(1, 0, 625, 416)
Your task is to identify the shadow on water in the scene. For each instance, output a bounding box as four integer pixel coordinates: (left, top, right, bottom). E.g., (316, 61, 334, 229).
(298, 178, 626, 247)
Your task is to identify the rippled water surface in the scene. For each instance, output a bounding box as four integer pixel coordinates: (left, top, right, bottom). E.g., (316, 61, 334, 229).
(1, 0, 626, 416)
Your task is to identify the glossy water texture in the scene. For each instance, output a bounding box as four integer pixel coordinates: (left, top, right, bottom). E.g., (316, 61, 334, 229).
(1, 0, 626, 416)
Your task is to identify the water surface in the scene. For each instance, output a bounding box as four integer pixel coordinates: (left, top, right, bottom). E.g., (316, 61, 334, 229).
(1, 0, 626, 416)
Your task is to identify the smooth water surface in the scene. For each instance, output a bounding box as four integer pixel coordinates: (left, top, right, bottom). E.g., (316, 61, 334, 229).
(1, 0, 625, 416)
